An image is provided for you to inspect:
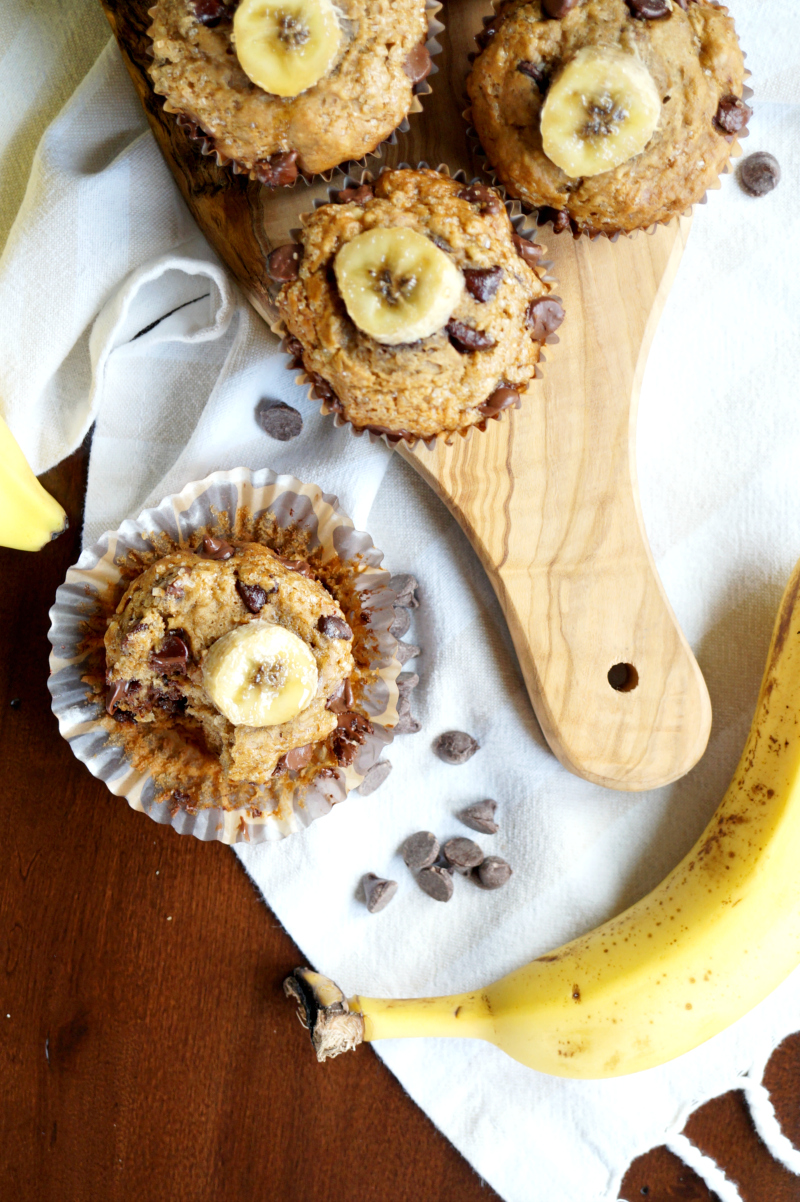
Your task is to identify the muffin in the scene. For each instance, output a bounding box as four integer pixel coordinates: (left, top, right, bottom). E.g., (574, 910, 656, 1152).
(467, 0, 750, 236)
(147, 0, 434, 184)
(272, 167, 564, 442)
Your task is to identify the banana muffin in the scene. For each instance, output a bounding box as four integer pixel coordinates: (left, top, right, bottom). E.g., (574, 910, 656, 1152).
(272, 167, 563, 440)
(147, 0, 432, 184)
(467, 0, 749, 236)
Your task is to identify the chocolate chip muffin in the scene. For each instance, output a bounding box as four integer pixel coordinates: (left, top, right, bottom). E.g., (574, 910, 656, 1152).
(467, 0, 749, 236)
(104, 536, 374, 806)
(273, 167, 563, 441)
(147, 0, 433, 184)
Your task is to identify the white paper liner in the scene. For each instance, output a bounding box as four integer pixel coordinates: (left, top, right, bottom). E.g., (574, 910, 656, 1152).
(47, 469, 401, 845)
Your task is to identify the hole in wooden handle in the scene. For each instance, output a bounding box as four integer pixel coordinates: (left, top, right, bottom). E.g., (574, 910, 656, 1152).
(608, 663, 638, 692)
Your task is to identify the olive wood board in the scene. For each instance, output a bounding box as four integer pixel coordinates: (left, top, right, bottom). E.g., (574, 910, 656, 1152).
(100, 0, 712, 792)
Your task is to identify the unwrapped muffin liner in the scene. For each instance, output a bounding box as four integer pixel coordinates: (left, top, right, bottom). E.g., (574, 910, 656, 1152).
(268, 162, 560, 452)
(47, 469, 402, 845)
(149, 0, 445, 188)
(463, 3, 752, 241)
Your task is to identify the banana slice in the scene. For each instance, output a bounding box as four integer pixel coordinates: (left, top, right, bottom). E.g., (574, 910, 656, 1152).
(233, 0, 342, 98)
(203, 621, 318, 727)
(540, 47, 661, 178)
(334, 227, 465, 346)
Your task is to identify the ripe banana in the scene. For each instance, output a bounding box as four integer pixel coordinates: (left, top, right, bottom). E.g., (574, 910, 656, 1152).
(203, 620, 318, 727)
(0, 413, 67, 552)
(286, 556, 800, 1077)
(233, 0, 342, 98)
(334, 228, 465, 346)
(541, 47, 661, 178)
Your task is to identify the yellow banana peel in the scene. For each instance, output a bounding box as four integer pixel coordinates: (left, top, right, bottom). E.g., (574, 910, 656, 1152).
(0, 414, 67, 551)
(286, 556, 800, 1078)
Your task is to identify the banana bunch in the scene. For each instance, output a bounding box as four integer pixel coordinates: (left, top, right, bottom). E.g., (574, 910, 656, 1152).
(233, 0, 342, 97)
(286, 556, 800, 1077)
(203, 621, 318, 727)
(0, 413, 67, 552)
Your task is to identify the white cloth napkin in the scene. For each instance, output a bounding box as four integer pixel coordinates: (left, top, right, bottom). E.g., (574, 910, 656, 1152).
(3, 5, 800, 1200)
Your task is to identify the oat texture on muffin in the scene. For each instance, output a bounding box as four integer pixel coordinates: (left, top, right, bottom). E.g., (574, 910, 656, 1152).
(467, 0, 749, 236)
(274, 168, 561, 440)
(147, 0, 431, 182)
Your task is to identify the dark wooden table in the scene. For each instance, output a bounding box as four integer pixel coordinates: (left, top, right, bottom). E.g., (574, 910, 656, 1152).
(2, 452, 800, 1200)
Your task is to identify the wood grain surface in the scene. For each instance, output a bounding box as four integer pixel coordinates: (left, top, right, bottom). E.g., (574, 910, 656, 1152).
(2, 453, 800, 1201)
(99, 0, 714, 792)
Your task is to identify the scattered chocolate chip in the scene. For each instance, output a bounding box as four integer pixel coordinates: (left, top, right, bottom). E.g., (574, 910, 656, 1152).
(446, 319, 496, 354)
(389, 573, 419, 609)
(332, 711, 373, 766)
(397, 671, 419, 699)
(255, 398, 303, 441)
(738, 152, 781, 197)
(463, 266, 503, 303)
(326, 678, 354, 713)
(713, 95, 751, 135)
(274, 554, 317, 580)
(165, 578, 186, 599)
(9, 698, 21, 710)
(334, 184, 374, 205)
(417, 865, 454, 902)
(105, 679, 131, 715)
(235, 579, 269, 613)
(512, 233, 543, 267)
(458, 799, 499, 835)
(284, 743, 314, 772)
(457, 183, 502, 215)
(543, 0, 579, 18)
(624, 0, 671, 18)
(192, 0, 229, 25)
(395, 640, 421, 665)
(200, 535, 235, 560)
(267, 243, 303, 282)
(403, 831, 439, 871)
(476, 856, 513, 889)
(443, 837, 485, 874)
(403, 41, 432, 84)
(389, 607, 411, 639)
(318, 614, 353, 640)
(356, 759, 392, 795)
(433, 730, 479, 765)
(150, 634, 190, 675)
(526, 297, 565, 341)
(362, 873, 398, 913)
(516, 60, 551, 91)
(479, 385, 521, 417)
(113, 709, 137, 724)
(253, 150, 299, 188)
(538, 207, 573, 235)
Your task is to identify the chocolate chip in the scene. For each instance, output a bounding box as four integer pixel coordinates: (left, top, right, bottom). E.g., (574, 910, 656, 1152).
(443, 837, 485, 874)
(624, 0, 671, 18)
(526, 297, 565, 340)
(356, 759, 392, 795)
(332, 711, 374, 767)
(417, 865, 454, 902)
(200, 535, 235, 560)
(150, 634, 189, 675)
(713, 95, 751, 135)
(516, 60, 551, 91)
(274, 553, 317, 580)
(403, 831, 439, 871)
(475, 18, 500, 50)
(403, 42, 432, 84)
(112, 709, 137, 724)
(254, 399, 303, 441)
(476, 856, 513, 889)
(512, 233, 543, 268)
(446, 319, 496, 354)
(395, 640, 420, 665)
(433, 730, 479, 765)
(192, 0, 229, 25)
(106, 679, 131, 715)
(284, 743, 314, 771)
(326, 678, 354, 713)
(479, 385, 521, 417)
(284, 333, 304, 363)
(334, 184, 374, 205)
(307, 371, 337, 404)
(165, 578, 186, 598)
(463, 266, 503, 304)
(389, 607, 411, 639)
(318, 614, 353, 640)
(458, 800, 499, 835)
(457, 183, 502, 215)
(253, 150, 299, 188)
(738, 152, 781, 197)
(389, 573, 420, 609)
(235, 579, 269, 613)
(9, 698, 21, 710)
(542, 0, 579, 18)
(429, 234, 453, 253)
(362, 873, 398, 913)
(539, 207, 573, 235)
(267, 243, 303, 282)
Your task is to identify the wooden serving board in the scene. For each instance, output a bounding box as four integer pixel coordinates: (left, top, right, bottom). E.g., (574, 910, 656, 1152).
(101, 0, 712, 791)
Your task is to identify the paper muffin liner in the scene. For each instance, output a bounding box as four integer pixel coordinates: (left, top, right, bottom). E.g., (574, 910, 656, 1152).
(147, 1, 444, 189)
(47, 469, 402, 845)
(265, 162, 561, 452)
(463, 3, 752, 241)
